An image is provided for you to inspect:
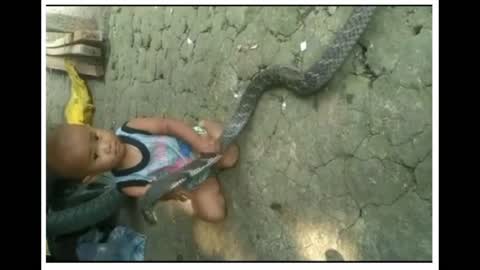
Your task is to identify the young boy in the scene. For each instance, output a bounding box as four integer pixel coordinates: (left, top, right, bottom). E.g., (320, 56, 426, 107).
(47, 117, 239, 223)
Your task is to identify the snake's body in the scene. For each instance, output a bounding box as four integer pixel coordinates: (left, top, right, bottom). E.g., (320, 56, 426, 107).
(140, 6, 376, 214)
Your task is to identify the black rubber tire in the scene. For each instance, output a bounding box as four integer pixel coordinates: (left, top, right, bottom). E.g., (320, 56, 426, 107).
(47, 187, 127, 237)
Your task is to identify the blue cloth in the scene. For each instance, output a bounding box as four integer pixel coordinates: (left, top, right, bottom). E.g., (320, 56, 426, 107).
(76, 226, 145, 261)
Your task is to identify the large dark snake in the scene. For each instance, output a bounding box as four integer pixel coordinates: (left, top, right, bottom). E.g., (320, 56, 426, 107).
(139, 6, 376, 218)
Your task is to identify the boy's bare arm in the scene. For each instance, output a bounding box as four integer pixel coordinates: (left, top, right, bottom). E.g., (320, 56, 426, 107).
(126, 117, 219, 154)
(122, 185, 151, 198)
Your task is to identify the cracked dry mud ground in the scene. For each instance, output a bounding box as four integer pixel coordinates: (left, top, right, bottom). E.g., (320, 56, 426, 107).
(46, 6, 432, 261)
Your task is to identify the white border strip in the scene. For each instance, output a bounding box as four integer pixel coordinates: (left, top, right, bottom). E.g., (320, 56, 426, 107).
(45, 263, 435, 270)
(45, 0, 434, 6)
(431, 1, 438, 267)
(43, 1, 437, 270)
(41, 1, 47, 266)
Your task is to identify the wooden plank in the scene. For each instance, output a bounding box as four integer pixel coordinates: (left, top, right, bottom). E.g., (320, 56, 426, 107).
(46, 32, 73, 48)
(47, 44, 102, 57)
(47, 56, 104, 77)
(72, 30, 103, 44)
(46, 13, 97, 32)
(46, 32, 66, 43)
(46, 30, 103, 48)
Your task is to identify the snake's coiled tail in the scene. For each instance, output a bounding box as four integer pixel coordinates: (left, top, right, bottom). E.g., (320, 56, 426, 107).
(221, 6, 376, 149)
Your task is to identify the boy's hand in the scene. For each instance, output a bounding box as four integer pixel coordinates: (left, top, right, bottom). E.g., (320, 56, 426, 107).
(194, 136, 221, 155)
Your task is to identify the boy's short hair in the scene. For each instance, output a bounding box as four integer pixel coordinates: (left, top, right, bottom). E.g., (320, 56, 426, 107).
(47, 124, 87, 180)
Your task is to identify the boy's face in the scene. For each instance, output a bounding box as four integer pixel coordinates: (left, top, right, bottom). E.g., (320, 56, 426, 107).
(68, 125, 126, 176)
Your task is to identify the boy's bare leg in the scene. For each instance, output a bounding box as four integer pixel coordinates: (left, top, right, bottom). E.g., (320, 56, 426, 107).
(187, 176, 226, 223)
(159, 177, 226, 223)
(142, 188, 194, 224)
(159, 189, 195, 216)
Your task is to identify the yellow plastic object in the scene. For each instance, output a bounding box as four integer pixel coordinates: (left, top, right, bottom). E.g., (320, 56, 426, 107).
(64, 60, 95, 125)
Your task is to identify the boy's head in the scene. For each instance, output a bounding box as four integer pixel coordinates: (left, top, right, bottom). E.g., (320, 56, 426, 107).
(47, 124, 126, 180)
